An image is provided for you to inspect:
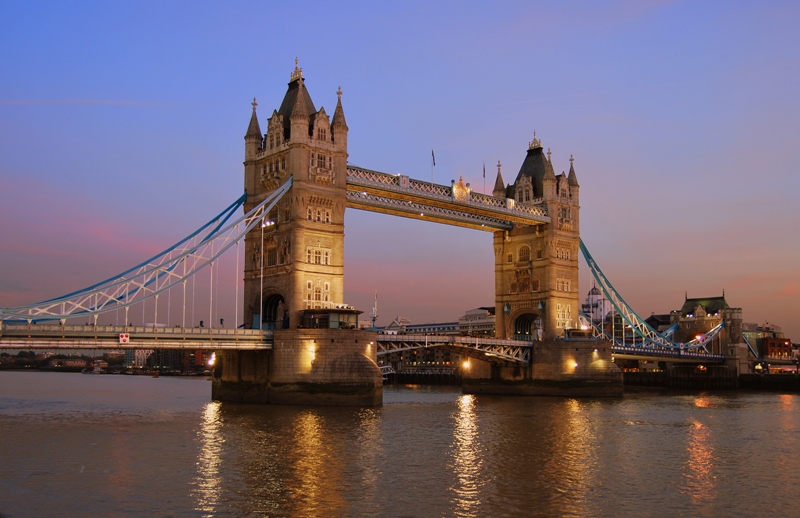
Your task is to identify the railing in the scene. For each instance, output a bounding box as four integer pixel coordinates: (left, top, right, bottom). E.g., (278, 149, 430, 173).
(376, 334, 532, 364)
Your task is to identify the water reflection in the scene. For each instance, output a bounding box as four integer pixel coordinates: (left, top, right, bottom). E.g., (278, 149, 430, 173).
(683, 417, 716, 505)
(193, 401, 223, 514)
(288, 410, 347, 515)
(450, 394, 483, 517)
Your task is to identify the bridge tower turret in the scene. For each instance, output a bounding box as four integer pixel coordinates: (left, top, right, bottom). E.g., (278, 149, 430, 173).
(241, 60, 349, 330)
(493, 133, 581, 341)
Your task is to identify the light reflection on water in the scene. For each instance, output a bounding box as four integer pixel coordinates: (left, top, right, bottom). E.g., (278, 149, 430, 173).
(3, 373, 800, 517)
(450, 394, 483, 516)
(193, 401, 223, 514)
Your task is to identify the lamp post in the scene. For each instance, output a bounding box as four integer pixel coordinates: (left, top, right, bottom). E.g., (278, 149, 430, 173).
(259, 217, 265, 330)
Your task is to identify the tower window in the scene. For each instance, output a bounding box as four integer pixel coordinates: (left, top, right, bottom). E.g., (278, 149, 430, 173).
(519, 246, 530, 262)
(325, 210, 331, 224)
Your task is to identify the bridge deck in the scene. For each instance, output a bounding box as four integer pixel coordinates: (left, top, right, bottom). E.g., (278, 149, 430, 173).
(0, 324, 272, 350)
(377, 334, 533, 364)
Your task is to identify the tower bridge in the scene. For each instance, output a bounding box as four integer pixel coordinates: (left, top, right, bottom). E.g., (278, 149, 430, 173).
(1, 61, 749, 404)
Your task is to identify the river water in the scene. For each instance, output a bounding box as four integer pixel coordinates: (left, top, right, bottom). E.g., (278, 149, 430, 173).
(1, 371, 798, 517)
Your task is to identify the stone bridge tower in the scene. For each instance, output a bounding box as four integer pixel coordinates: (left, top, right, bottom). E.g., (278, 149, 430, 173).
(242, 61, 349, 329)
(492, 134, 581, 340)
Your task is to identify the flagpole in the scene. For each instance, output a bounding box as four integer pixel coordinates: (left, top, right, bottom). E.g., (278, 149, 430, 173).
(483, 161, 486, 194)
(431, 149, 435, 183)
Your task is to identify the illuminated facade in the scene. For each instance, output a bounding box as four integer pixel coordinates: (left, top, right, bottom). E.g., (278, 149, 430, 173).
(492, 136, 581, 340)
(243, 61, 349, 330)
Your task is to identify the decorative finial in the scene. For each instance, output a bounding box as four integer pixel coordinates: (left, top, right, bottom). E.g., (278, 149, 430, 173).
(337, 86, 343, 100)
(497, 160, 502, 173)
(570, 154, 574, 166)
(528, 130, 542, 150)
(547, 148, 552, 161)
(290, 57, 304, 81)
(251, 97, 257, 111)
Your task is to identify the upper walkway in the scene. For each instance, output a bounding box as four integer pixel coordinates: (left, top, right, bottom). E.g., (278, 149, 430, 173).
(345, 166, 550, 231)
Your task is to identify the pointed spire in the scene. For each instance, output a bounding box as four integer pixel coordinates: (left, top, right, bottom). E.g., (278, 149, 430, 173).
(245, 97, 261, 138)
(291, 81, 310, 120)
(332, 86, 347, 129)
(543, 148, 556, 181)
(492, 160, 506, 198)
(568, 154, 579, 186)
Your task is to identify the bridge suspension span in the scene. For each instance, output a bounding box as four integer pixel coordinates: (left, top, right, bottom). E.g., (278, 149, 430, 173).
(0, 178, 293, 326)
(579, 239, 724, 353)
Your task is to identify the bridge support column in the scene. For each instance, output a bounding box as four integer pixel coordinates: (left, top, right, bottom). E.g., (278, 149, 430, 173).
(270, 329, 382, 406)
(462, 339, 623, 397)
(212, 350, 272, 403)
(212, 329, 382, 406)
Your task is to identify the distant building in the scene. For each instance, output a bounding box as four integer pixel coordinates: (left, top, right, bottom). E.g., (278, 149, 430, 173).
(742, 322, 792, 359)
(580, 286, 612, 325)
(669, 294, 743, 355)
(458, 307, 496, 337)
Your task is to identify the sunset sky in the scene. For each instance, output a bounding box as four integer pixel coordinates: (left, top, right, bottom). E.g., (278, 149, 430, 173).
(1, 1, 799, 339)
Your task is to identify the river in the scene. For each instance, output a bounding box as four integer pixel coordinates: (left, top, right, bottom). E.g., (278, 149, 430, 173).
(1, 371, 798, 517)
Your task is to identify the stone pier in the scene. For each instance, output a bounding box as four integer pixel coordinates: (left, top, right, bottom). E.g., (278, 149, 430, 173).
(462, 339, 623, 397)
(212, 329, 382, 406)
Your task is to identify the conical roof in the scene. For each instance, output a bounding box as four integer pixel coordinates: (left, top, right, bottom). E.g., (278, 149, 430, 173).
(245, 98, 261, 138)
(492, 161, 506, 197)
(514, 144, 549, 198)
(568, 155, 579, 186)
(332, 86, 347, 128)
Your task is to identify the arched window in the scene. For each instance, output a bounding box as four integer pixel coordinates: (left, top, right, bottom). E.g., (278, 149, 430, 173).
(325, 210, 331, 224)
(519, 246, 531, 262)
(316, 209, 322, 222)
(307, 207, 313, 221)
(323, 251, 330, 265)
(314, 250, 322, 264)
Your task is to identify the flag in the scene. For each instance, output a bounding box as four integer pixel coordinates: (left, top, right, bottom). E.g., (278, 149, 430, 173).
(431, 149, 435, 166)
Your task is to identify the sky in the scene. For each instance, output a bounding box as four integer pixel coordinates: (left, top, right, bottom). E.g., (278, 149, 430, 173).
(1, 1, 799, 338)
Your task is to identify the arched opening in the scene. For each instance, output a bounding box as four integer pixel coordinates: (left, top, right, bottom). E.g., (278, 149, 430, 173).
(514, 313, 542, 341)
(262, 294, 287, 330)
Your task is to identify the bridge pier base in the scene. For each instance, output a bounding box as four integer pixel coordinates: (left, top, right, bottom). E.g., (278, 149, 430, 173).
(212, 350, 271, 403)
(212, 329, 383, 406)
(462, 339, 623, 397)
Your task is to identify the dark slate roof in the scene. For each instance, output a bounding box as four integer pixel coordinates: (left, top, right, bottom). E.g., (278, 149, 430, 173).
(277, 78, 317, 137)
(678, 296, 729, 317)
(513, 146, 549, 198)
(645, 313, 672, 327)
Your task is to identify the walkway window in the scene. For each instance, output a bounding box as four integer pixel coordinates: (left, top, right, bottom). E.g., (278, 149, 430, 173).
(519, 246, 530, 262)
